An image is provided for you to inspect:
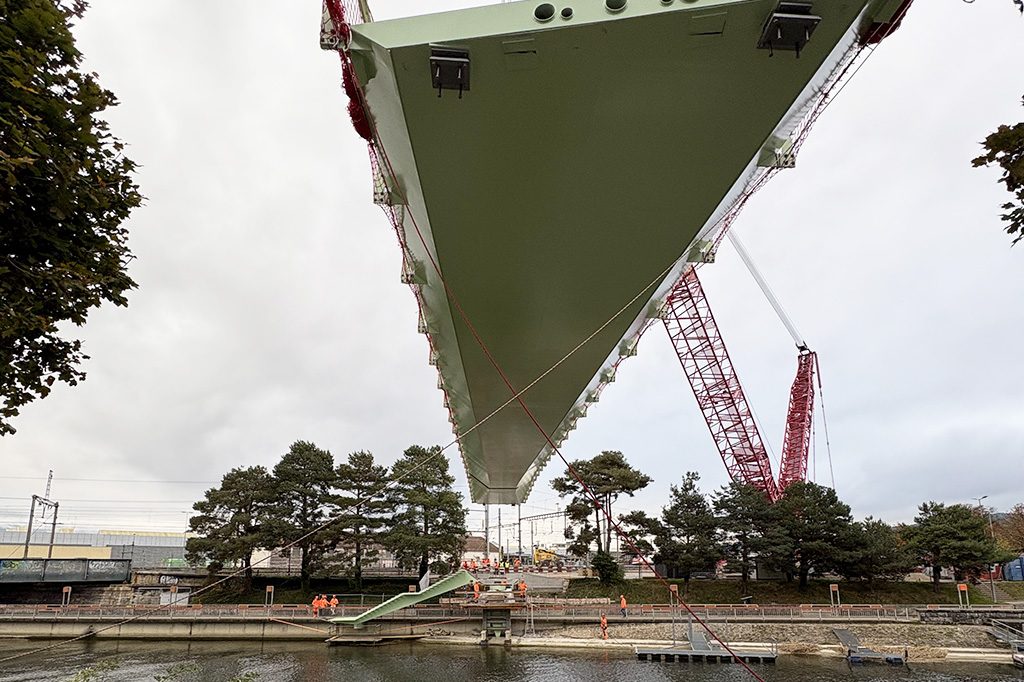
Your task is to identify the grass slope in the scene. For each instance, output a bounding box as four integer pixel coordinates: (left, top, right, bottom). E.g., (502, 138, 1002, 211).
(564, 578, 995, 605)
(999, 581, 1024, 600)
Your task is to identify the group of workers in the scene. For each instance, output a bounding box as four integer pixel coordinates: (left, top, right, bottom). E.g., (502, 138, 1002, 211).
(311, 594, 339, 617)
(470, 578, 528, 601)
(461, 557, 521, 572)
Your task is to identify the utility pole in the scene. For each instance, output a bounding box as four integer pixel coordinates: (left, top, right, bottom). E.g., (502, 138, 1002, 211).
(498, 507, 502, 561)
(22, 496, 37, 559)
(518, 505, 522, 559)
(47, 503, 59, 559)
(23, 494, 59, 559)
(483, 505, 490, 561)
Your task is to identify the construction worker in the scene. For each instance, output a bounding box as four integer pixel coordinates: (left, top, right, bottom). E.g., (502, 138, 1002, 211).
(514, 557, 520, 570)
(470, 559, 477, 572)
(518, 579, 527, 601)
(311, 595, 321, 618)
(620, 594, 627, 618)
(600, 612, 608, 640)
(473, 581, 481, 601)
(329, 595, 339, 614)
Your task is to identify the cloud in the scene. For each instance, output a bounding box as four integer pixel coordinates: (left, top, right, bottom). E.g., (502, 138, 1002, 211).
(2, 0, 1022, 534)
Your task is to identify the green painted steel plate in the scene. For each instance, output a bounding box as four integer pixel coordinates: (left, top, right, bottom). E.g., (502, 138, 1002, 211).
(339, 0, 901, 503)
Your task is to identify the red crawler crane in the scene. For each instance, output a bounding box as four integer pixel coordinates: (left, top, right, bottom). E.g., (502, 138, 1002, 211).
(662, 233, 819, 501)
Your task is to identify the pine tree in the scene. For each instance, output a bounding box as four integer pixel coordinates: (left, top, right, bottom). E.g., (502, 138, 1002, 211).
(768, 482, 858, 590)
(713, 482, 774, 587)
(268, 441, 338, 591)
(551, 451, 652, 555)
(333, 450, 389, 589)
(186, 466, 276, 585)
(905, 502, 1007, 592)
(385, 445, 466, 579)
(655, 472, 722, 594)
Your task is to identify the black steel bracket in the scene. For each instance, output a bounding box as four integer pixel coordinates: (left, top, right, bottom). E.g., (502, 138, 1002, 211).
(430, 48, 470, 98)
(758, 2, 821, 58)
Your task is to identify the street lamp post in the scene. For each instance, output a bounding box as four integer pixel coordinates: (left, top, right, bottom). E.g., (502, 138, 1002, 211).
(973, 495, 997, 603)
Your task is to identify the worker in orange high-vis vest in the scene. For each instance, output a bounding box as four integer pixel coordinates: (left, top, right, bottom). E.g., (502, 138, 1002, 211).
(311, 595, 321, 618)
(329, 595, 339, 614)
(514, 557, 520, 570)
(518, 579, 527, 601)
(473, 581, 481, 601)
(600, 612, 608, 640)
(620, 594, 627, 618)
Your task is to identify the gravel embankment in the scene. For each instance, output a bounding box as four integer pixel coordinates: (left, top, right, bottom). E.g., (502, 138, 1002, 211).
(538, 622, 995, 650)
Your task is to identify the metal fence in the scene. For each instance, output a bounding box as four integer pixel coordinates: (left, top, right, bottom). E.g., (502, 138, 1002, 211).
(0, 602, 924, 623)
(991, 619, 1024, 649)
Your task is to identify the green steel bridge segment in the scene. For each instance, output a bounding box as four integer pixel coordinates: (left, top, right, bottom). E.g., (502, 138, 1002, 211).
(329, 569, 475, 629)
(325, 0, 910, 505)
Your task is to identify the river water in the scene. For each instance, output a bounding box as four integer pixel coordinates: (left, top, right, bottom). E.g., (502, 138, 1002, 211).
(0, 641, 1020, 682)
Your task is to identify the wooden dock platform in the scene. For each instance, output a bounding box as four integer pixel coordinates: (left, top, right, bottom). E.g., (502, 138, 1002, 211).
(326, 634, 424, 646)
(833, 628, 906, 665)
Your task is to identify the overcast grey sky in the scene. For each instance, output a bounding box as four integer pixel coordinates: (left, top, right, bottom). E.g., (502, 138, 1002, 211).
(1, 1, 1022, 541)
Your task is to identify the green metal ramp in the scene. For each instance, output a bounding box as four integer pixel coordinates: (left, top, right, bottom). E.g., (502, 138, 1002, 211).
(330, 570, 474, 629)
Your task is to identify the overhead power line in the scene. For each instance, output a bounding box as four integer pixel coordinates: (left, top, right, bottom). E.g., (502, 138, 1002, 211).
(0, 473, 216, 483)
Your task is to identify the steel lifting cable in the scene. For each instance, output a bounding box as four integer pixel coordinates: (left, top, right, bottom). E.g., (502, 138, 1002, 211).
(0, 446, 454, 665)
(0, 252, 689, 666)
(815, 356, 837, 492)
(1, 1, 917, 670)
(702, 1, 916, 262)
(359, 80, 773, 682)
(0, 147, 685, 673)
(374, 616, 470, 635)
(342, 6, 918, 679)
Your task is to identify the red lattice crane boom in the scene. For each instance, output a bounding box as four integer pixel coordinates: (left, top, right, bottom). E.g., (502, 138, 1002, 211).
(778, 348, 817, 490)
(662, 253, 819, 500)
(662, 268, 782, 500)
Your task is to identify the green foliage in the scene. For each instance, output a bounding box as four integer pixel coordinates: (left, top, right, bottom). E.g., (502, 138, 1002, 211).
(589, 550, 623, 584)
(617, 509, 660, 562)
(551, 451, 652, 554)
(153, 663, 200, 681)
(384, 445, 466, 579)
(839, 517, 916, 583)
(713, 482, 774, 587)
(994, 503, 1024, 552)
(655, 472, 722, 590)
(333, 450, 390, 589)
(972, 95, 1024, 246)
(186, 466, 276, 583)
(267, 441, 338, 591)
(764, 482, 859, 589)
(0, 0, 142, 434)
(905, 501, 1008, 592)
(1000, 582, 1024, 600)
(62, 660, 120, 682)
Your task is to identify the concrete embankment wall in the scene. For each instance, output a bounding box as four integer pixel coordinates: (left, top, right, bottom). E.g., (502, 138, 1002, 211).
(0, 618, 329, 641)
(0, 615, 562, 641)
